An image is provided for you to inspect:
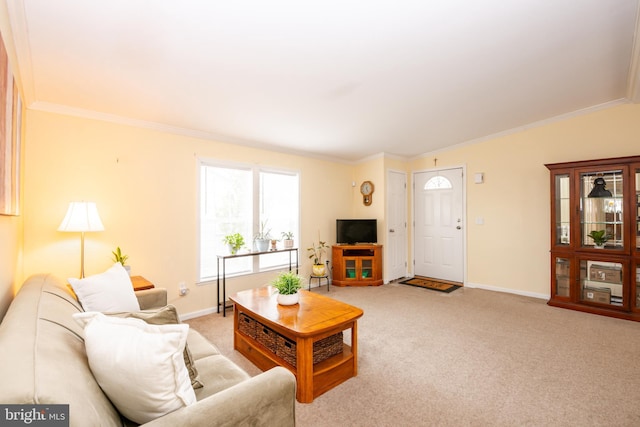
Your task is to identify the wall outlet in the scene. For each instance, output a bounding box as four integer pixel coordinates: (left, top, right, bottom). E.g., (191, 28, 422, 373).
(178, 281, 189, 296)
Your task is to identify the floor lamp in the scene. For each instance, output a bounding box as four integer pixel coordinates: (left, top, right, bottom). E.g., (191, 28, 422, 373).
(58, 201, 105, 278)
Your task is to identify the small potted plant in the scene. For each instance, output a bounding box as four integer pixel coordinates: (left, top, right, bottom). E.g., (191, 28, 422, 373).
(307, 239, 329, 276)
(281, 231, 294, 249)
(223, 233, 245, 255)
(254, 220, 271, 252)
(271, 271, 303, 305)
(111, 247, 131, 275)
(587, 230, 610, 248)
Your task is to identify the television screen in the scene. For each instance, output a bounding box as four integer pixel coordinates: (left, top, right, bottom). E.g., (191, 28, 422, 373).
(336, 219, 377, 244)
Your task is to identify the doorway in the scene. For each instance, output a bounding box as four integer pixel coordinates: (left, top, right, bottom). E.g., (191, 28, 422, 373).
(413, 168, 464, 283)
(386, 170, 408, 282)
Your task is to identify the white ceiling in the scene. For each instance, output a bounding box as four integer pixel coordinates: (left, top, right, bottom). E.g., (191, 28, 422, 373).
(5, 0, 640, 162)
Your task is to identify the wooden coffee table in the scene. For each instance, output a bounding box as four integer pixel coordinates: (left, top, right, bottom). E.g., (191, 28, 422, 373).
(229, 287, 363, 403)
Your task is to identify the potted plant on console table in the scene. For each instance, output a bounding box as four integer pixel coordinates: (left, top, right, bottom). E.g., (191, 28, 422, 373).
(254, 220, 271, 252)
(307, 239, 329, 276)
(223, 233, 245, 255)
(281, 231, 295, 249)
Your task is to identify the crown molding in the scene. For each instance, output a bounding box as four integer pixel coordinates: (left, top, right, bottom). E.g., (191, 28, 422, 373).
(29, 101, 358, 164)
(413, 99, 629, 160)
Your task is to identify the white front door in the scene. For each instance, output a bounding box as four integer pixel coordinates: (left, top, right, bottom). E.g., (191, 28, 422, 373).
(387, 170, 408, 281)
(414, 168, 464, 283)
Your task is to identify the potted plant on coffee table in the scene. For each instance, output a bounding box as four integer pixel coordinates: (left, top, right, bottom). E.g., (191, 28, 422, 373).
(307, 239, 329, 276)
(272, 271, 303, 305)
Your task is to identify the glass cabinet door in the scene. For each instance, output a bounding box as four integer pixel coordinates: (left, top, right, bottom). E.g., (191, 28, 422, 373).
(580, 169, 624, 249)
(635, 263, 640, 310)
(554, 257, 570, 297)
(555, 174, 571, 246)
(361, 259, 373, 279)
(635, 167, 640, 309)
(579, 259, 624, 307)
(635, 167, 640, 251)
(344, 259, 356, 279)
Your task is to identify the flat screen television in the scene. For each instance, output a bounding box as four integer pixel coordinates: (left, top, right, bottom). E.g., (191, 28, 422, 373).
(336, 219, 377, 245)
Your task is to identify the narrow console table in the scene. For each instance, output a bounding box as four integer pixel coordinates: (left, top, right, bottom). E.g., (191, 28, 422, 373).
(216, 248, 298, 317)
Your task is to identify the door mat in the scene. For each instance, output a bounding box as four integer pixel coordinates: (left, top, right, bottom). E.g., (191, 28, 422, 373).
(399, 276, 462, 293)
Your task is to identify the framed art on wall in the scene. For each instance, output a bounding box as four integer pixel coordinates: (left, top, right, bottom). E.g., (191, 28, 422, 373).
(0, 32, 21, 216)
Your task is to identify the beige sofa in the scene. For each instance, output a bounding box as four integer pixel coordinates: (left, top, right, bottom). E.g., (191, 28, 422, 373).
(0, 274, 296, 426)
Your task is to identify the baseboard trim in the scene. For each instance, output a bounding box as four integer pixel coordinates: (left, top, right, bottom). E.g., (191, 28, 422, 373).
(180, 307, 218, 321)
(465, 281, 549, 300)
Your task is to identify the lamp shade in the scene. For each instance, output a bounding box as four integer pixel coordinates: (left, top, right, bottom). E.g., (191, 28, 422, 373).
(58, 202, 105, 232)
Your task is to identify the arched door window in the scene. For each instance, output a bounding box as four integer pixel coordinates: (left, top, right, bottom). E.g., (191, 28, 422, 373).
(424, 175, 452, 190)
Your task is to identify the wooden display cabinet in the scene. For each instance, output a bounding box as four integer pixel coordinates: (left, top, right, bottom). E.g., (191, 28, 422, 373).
(332, 245, 383, 286)
(546, 155, 640, 321)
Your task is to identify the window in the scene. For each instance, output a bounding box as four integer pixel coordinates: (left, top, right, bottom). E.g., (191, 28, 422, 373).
(424, 175, 452, 190)
(199, 160, 299, 282)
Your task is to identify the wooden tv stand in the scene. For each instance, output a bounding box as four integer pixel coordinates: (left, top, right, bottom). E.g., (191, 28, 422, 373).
(332, 245, 383, 286)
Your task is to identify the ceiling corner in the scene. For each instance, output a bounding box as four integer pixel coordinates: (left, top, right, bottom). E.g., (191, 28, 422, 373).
(626, 2, 640, 102)
(6, 0, 34, 106)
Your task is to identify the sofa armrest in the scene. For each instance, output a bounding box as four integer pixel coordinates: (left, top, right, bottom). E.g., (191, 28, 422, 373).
(142, 367, 296, 427)
(135, 288, 167, 310)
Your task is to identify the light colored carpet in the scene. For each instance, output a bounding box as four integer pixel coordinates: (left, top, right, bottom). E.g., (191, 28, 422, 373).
(186, 282, 640, 426)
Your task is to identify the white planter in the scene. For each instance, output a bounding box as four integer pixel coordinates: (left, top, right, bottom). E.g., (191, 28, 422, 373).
(255, 239, 270, 252)
(277, 291, 300, 305)
(283, 239, 294, 249)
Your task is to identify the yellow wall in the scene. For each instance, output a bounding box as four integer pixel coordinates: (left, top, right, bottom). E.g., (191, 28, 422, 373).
(6, 85, 640, 317)
(409, 103, 640, 296)
(353, 155, 386, 231)
(23, 110, 353, 315)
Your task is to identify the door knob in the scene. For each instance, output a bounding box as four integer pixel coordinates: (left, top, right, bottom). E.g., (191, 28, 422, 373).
(456, 226, 461, 230)
(389, 229, 395, 232)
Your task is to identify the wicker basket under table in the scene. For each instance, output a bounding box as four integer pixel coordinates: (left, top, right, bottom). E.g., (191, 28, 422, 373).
(276, 332, 343, 367)
(238, 312, 257, 338)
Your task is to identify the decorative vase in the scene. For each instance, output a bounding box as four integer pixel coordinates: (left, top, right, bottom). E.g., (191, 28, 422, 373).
(277, 291, 300, 305)
(312, 264, 326, 276)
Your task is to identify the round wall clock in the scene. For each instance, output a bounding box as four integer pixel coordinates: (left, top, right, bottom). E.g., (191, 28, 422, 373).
(360, 180, 374, 206)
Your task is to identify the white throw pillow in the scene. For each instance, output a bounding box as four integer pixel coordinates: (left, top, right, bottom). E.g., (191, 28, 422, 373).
(68, 262, 140, 312)
(73, 312, 196, 424)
